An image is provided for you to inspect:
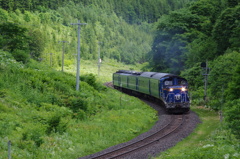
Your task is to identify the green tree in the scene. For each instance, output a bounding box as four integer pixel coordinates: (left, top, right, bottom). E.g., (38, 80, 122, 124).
(151, 8, 200, 74)
(227, 0, 240, 7)
(28, 29, 45, 60)
(224, 65, 240, 139)
(12, 49, 30, 63)
(0, 8, 9, 21)
(180, 63, 203, 90)
(208, 51, 240, 110)
(0, 22, 29, 51)
(225, 99, 240, 139)
(185, 32, 217, 66)
(226, 65, 240, 101)
(212, 5, 240, 55)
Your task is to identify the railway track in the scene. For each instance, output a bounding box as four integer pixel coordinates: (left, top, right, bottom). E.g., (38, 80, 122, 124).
(91, 114, 185, 159)
(78, 82, 198, 159)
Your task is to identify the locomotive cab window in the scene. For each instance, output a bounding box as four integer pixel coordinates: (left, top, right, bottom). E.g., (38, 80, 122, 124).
(164, 80, 173, 86)
(178, 79, 187, 85)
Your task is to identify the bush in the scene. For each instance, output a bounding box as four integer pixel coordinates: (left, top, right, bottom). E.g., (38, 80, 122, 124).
(67, 96, 89, 113)
(189, 87, 205, 106)
(21, 123, 47, 147)
(81, 73, 106, 91)
(224, 99, 240, 139)
(12, 49, 30, 63)
(74, 109, 87, 120)
(181, 63, 203, 90)
(37, 104, 71, 134)
(46, 114, 68, 134)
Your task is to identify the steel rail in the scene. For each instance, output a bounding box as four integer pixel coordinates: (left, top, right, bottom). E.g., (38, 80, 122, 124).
(92, 114, 185, 159)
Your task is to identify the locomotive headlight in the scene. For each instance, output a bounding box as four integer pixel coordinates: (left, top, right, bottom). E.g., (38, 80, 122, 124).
(181, 87, 186, 92)
(169, 88, 173, 92)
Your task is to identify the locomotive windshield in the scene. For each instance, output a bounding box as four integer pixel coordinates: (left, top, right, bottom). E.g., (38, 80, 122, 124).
(164, 80, 173, 86)
(178, 79, 187, 85)
(163, 77, 187, 86)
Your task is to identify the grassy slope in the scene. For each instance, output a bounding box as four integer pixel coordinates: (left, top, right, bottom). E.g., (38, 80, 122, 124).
(0, 52, 157, 159)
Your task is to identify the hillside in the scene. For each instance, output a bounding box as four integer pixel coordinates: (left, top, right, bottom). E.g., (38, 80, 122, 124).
(0, 0, 195, 67)
(0, 0, 239, 158)
(0, 51, 157, 158)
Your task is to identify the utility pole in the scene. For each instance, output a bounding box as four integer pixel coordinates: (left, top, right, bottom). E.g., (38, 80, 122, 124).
(59, 41, 68, 72)
(98, 41, 102, 76)
(71, 20, 87, 91)
(8, 140, 11, 159)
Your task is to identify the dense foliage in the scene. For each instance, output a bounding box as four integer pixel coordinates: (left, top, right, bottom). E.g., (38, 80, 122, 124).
(149, 0, 240, 140)
(0, 0, 194, 24)
(150, 0, 240, 72)
(0, 0, 196, 65)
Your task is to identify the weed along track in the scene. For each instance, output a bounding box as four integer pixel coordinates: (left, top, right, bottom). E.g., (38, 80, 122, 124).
(79, 82, 200, 159)
(91, 115, 185, 159)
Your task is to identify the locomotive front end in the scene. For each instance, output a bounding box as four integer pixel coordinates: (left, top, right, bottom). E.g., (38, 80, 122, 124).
(162, 77, 190, 113)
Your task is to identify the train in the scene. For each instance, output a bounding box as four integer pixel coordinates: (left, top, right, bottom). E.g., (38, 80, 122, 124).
(112, 70, 190, 113)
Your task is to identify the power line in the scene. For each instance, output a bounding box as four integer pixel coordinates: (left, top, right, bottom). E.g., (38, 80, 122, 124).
(71, 20, 87, 91)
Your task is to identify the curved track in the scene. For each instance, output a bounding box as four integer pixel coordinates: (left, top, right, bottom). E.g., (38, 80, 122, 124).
(91, 114, 185, 159)
(79, 82, 200, 159)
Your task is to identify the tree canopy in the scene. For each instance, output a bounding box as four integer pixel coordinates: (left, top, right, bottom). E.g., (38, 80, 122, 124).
(149, 0, 240, 74)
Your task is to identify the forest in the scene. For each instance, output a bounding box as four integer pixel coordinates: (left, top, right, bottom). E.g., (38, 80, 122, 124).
(149, 0, 240, 141)
(0, 0, 240, 158)
(0, 0, 194, 65)
(0, 0, 193, 23)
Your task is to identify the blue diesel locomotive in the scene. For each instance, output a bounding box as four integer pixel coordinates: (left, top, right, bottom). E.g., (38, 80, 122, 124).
(113, 70, 190, 113)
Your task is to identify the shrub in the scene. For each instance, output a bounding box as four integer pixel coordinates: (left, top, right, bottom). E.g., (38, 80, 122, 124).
(21, 123, 47, 147)
(0, 89, 7, 98)
(68, 96, 89, 112)
(224, 99, 240, 139)
(37, 104, 71, 134)
(46, 114, 67, 134)
(81, 74, 97, 87)
(81, 73, 106, 91)
(74, 109, 87, 120)
(189, 87, 205, 106)
(12, 49, 30, 64)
